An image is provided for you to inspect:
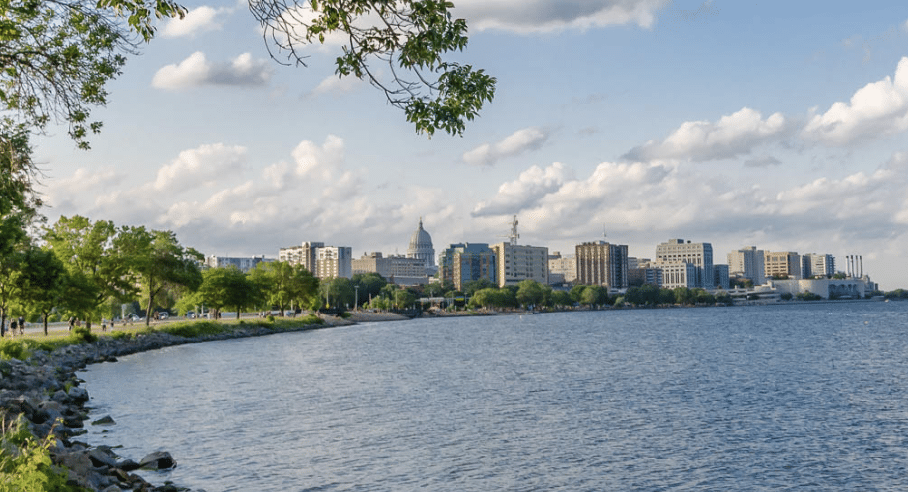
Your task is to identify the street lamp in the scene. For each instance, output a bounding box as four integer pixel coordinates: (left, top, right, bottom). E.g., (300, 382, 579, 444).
(354, 285, 359, 311)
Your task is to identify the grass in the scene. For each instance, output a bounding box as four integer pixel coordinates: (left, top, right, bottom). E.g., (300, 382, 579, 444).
(0, 314, 325, 361)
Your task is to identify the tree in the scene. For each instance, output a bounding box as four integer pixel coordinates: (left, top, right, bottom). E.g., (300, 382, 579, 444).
(250, 261, 318, 314)
(550, 290, 573, 309)
(463, 278, 494, 297)
(393, 288, 416, 310)
(351, 272, 388, 306)
(15, 247, 66, 335)
(516, 279, 548, 309)
(319, 277, 354, 310)
(0, 0, 185, 149)
(249, 0, 495, 136)
(191, 267, 261, 319)
(118, 227, 203, 326)
(44, 215, 133, 329)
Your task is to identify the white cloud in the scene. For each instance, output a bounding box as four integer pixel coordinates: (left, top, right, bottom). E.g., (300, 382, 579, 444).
(462, 127, 549, 166)
(153, 143, 248, 193)
(152, 52, 273, 90)
(623, 107, 787, 162)
(160, 6, 228, 38)
(802, 56, 908, 146)
(471, 162, 572, 216)
(454, 0, 670, 33)
(311, 74, 363, 95)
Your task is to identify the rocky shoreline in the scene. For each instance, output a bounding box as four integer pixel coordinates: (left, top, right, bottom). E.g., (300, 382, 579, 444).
(0, 315, 388, 491)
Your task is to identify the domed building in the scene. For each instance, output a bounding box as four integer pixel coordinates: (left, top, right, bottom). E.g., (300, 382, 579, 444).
(407, 218, 436, 272)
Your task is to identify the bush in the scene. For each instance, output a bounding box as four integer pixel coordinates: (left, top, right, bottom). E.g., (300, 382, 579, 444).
(159, 321, 227, 339)
(0, 414, 74, 490)
(70, 326, 96, 343)
(267, 315, 275, 323)
(0, 339, 30, 361)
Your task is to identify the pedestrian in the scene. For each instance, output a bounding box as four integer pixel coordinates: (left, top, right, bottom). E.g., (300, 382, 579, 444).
(101, 318, 107, 332)
(68, 316, 75, 331)
(18, 316, 24, 335)
(9, 319, 16, 336)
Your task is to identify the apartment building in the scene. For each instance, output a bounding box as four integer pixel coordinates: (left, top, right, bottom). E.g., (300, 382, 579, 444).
(575, 241, 629, 289)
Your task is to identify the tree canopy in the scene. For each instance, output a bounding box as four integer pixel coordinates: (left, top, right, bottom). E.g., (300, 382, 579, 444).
(0, 0, 185, 149)
(249, 0, 495, 136)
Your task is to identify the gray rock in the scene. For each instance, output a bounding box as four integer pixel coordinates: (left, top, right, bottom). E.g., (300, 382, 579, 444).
(68, 386, 89, 403)
(91, 415, 116, 426)
(139, 451, 177, 470)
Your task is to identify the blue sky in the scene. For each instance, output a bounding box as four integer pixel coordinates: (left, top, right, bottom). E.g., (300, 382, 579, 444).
(34, 1, 908, 289)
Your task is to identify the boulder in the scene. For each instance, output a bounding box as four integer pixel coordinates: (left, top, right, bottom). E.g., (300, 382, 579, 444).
(68, 386, 89, 403)
(92, 415, 116, 426)
(139, 451, 177, 470)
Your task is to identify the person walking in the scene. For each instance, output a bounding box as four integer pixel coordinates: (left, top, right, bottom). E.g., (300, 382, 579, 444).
(17, 316, 24, 335)
(68, 316, 75, 331)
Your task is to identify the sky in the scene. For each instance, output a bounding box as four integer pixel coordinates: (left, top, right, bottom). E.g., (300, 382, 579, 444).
(33, 0, 908, 290)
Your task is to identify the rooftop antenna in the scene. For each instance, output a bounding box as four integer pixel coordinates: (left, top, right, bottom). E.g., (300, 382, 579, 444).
(508, 215, 519, 245)
(602, 224, 607, 240)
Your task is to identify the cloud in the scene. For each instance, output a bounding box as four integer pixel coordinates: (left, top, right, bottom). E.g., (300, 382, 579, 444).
(462, 127, 549, 166)
(153, 143, 248, 193)
(623, 107, 787, 162)
(743, 155, 782, 168)
(160, 6, 228, 38)
(454, 0, 670, 33)
(311, 74, 363, 95)
(152, 52, 273, 90)
(471, 162, 572, 216)
(802, 56, 908, 146)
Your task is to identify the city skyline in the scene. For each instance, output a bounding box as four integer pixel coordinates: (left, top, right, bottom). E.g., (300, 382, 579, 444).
(31, 1, 908, 290)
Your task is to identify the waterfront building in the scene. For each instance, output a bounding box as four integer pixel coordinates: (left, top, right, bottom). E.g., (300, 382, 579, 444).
(771, 278, 870, 299)
(438, 243, 497, 291)
(280, 242, 351, 279)
(352, 252, 429, 285)
(204, 255, 272, 272)
(655, 239, 714, 289)
(548, 252, 576, 284)
(628, 262, 663, 287)
(764, 251, 802, 279)
(714, 264, 730, 290)
(654, 260, 698, 289)
(406, 218, 436, 275)
(575, 241, 629, 290)
(628, 257, 651, 270)
(802, 253, 835, 278)
(315, 246, 352, 279)
(491, 242, 549, 288)
(279, 241, 324, 273)
(727, 246, 766, 285)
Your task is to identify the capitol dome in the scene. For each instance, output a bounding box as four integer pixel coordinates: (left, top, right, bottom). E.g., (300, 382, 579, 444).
(407, 218, 435, 268)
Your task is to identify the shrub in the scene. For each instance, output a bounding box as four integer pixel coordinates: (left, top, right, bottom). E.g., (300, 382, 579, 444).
(0, 339, 30, 361)
(70, 327, 96, 343)
(0, 414, 74, 490)
(267, 315, 275, 323)
(159, 321, 227, 339)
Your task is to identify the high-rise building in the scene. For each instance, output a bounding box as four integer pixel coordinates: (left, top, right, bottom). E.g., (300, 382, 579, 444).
(352, 252, 429, 285)
(655, 239, 714, 289)
(204, 255, 272, 272)
(575, 241, 629, 289)
(548, 252, 576, 284)
(764, 251, 802, 279)
(316, 246, 352, 279)
(491, 242, 549, 288)
(802, 253, 835, 278)
(727, 246, 765, 285)
(279, 241, 324, 273)
(438, 243, 497, 291)
(280, 242, 350, 279)
(713, 264, 730, 290)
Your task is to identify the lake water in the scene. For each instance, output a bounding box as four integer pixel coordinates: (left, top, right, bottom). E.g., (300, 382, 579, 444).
(79, 302, 908, 491)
